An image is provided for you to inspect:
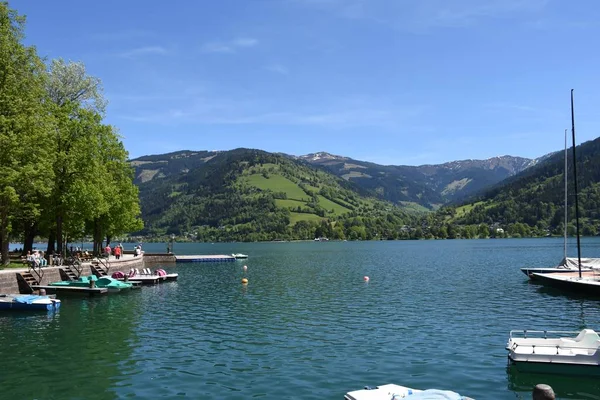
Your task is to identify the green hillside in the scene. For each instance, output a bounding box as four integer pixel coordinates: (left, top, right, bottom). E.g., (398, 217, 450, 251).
(437, 137, 600, 237)
(135, 149, 417, 241)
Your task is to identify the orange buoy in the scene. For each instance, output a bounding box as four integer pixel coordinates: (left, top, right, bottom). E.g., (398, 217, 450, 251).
(241, 278, 248, 284)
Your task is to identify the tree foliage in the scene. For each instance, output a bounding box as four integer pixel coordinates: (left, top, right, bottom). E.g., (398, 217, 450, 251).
(0, 3, 142, 263)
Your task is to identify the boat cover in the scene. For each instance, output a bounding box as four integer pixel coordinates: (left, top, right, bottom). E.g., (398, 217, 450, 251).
(560, 257, 600, 269)
(14, 295, 40, 304)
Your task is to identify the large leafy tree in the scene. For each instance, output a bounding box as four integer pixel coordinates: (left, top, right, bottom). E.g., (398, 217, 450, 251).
(0, 3, 54, 265)
(44, 59, 109, 255)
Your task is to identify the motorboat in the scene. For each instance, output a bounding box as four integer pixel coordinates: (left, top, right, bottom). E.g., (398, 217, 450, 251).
(50, 275, 134, 292)
(506, 329, 600, 375)
(232, 253, 248, 259)
(0, 294, 61, 311)
(344, 384, 469, 400)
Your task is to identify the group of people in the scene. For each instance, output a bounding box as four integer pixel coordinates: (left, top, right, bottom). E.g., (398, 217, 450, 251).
(102, 243, 143, 259)
(26, 250, 47, 267)
(104, 243, 124, 260)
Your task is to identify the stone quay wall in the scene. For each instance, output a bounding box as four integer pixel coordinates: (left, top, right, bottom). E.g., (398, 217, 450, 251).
(0, 254, 147, 294)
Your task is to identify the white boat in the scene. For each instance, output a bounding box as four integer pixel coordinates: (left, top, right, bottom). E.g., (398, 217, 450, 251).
(521, 125, 599, 277)
(506, 329, 600, 375)
(231, 253, 248, 259)
(344, 384, 468, 400)
(529, 271, 600, 295)
(525, 91, 599, 286)
(521, 257, 599, 277)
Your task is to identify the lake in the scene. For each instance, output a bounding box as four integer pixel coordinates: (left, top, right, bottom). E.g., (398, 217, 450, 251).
(2, 238, 600, 399)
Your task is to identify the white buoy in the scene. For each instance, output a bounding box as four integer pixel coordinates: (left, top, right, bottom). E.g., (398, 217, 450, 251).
(364, 276, 370, 282)
(243, 265, 248, 271)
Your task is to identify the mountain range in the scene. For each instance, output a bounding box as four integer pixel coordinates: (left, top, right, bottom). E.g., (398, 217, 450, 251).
(128, 139, 600, 240)
(131, 150, 540, 211)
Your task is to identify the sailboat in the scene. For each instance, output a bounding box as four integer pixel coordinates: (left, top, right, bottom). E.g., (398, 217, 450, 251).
(525, 90, 600, 292)
(506, 91, 600, 374)
(521, 127, 600, 277)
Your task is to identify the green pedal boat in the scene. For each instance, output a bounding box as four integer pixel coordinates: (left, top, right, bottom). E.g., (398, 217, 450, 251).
(50, 275, 135, 292)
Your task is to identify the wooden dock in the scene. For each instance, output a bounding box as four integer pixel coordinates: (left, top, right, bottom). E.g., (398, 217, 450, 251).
(32, 285, 108, 296)
(175, 255, 236, 263)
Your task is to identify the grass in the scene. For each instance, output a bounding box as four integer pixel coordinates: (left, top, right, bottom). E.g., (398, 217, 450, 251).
(317, 195, 351, 215)
(454, 201, 484, 218)
(275, 199, 307, 209)
(0, 262, 26, 270)
(245, 173, 311, 201)
(289, 212, 324, 224)
(399, 201, 431, 213)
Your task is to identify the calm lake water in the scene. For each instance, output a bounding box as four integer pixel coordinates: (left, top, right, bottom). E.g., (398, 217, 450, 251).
(3, 238, 600, 400)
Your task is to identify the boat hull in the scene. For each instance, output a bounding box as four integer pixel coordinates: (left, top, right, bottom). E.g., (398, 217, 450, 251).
(507, 329, 600, 376)
(521, 267, 592, 276)
(508, 358, 600, 376)
(0, 295, 61, 311)
(530, 272, 600, 295)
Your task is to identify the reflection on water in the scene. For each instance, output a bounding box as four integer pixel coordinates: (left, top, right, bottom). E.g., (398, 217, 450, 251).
(507, 365, 600, 400)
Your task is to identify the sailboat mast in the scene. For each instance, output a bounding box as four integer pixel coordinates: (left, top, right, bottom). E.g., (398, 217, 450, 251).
(564, 128, 568, 261)
(570, 89, 583, 278)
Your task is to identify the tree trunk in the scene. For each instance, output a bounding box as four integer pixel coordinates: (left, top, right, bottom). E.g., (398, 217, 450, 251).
(46, 231, 56, 256)
(56, 213, 63, 256)
(23, 221, 36, 255)
(0, 211, 9, 267)
(93, 218, 102, 256)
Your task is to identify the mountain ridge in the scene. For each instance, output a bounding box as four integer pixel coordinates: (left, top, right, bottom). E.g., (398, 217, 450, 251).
(130, 150, 541, 209)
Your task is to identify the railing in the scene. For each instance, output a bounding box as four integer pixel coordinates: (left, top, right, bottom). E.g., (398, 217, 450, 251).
(27, 260, 44, 283)
(508, 330, 580, 340)
(95, 256, 111, 275)
(65, 256, 84, 278)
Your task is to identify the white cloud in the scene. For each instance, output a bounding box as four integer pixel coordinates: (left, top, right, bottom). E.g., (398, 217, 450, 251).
(233, 37, 259, 47)
(119, 99, 424, 130)
(119, 46, 169, 58)
(201, 37, 259, 53)
(265, 64, 289, 75)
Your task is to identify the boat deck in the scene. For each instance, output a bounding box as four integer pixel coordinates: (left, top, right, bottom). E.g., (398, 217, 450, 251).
(175, 255, 236, 263)
(32, 285, 108, 296)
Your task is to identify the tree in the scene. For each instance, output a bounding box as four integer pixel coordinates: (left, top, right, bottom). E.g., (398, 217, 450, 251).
(46, 58, 107, 114)
(90, 131, 143, 253)
(0, 3, 54, 265)
(44, 59, 108, 255)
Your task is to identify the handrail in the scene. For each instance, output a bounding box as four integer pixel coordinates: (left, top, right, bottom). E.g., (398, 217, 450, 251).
(511, 341, 598, 354)
(65, 256, 83, 277)
(509, 330, 580, 339)
(95, 257, 111, 274)
(28, 261, 44, 283)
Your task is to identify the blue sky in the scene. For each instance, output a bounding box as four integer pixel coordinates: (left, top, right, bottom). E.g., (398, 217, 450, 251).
(12, 0, 600, 165)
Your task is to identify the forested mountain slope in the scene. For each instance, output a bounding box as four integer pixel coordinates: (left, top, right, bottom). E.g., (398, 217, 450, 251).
(296, 152, 535, 208)
(446, 137, 600, 236)
(133, 149, 416, 241)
